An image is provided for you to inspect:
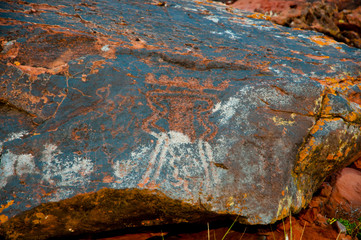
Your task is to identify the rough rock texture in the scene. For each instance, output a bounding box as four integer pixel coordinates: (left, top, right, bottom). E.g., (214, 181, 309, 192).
(354, 156, 361, 169)
(326, 168, 361, 220)
(230, 0, 361, 48)
(0, 188, 220, 240)
(73, 181, 352, 239)
(0, 0, 361, 238)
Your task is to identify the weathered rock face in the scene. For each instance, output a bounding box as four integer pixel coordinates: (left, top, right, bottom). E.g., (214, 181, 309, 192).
(0, 0, 361, 238)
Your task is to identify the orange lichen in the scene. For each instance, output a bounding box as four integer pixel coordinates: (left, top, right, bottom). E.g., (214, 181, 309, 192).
(246, 13, 271, 21)
(0, 200, 14, 214)
(313, 76, 360, 96)
(0, 215, 8, 224)
(345, 112, 358, 122)
(89, 60, 108, 74)
(324, 106, 332, 114)
(81, 74, 87, 82)
(310, 119, 325, 135)
(310, 124, 322, 135)
(32, 212, 46, 224)
(336, 151, 343, 158)
(326, 154, 334, 160)
(305, 54, 330, 60)
(0, 200, 15, 224)
(309, 36, 338, 47)
(297, 143, 311, 165)
(277, 207, 290, 220)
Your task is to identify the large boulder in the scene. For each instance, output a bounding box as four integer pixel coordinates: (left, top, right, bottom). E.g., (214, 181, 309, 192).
(0, 0, 361, 238)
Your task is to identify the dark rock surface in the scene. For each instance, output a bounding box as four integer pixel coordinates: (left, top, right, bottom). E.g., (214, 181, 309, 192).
(0, 0, 361, 238)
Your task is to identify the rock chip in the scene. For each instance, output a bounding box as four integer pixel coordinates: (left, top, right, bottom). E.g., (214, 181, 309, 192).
(326, 168, 361, 220)
(0, 0, 361, 239)
(335, 220, 348, 234)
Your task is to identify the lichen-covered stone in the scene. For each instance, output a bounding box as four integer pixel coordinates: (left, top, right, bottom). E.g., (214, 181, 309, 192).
(0, 0, 361, 239)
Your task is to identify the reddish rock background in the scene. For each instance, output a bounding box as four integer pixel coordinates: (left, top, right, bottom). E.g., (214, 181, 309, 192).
(230, 0, 361, 48)
(326, 167, 361, 221)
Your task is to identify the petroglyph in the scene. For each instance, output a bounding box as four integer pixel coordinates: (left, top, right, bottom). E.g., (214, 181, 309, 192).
(0, 151, 35, 188)
(138, 74, 229, 191)
(41, 144, 94, 187)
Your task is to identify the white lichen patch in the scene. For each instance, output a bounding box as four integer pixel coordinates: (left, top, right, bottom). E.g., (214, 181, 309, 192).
(7, 131, 29, 142)
(41, 144, 93, 186)
(225, 30, 239, 40)
(268, 66, 281, 75)
(204, 15, 219, 23)
(0, 131, 29, 150)
(257, 86, 292, 107)
(174, 4, 207, 13)
(0, 151, 35, 187)
(256, 25, 275, 31)
(49, 188, 76, 202)
(210, 30, 241, 40)
(101, 45, 110, 52)
(112, 144, 152, 180)
(212, 96, 241, 125)
(229, 17, 262, 28)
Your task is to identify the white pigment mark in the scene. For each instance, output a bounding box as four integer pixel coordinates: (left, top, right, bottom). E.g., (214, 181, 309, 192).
(41, 144, 93, 186)
(204, 15, 219, 23)
(0, 151, 35, 187)
(212, 97, 241, 125)
(112, 144, 152, 180)
(101, 45, 110, 52)
(225, 30, 238, 40)
(0, 131, 29, 150)
(137, 131, 218, 191)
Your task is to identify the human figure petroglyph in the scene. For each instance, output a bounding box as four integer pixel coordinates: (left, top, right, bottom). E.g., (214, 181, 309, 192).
(138, 74, 229, 190)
